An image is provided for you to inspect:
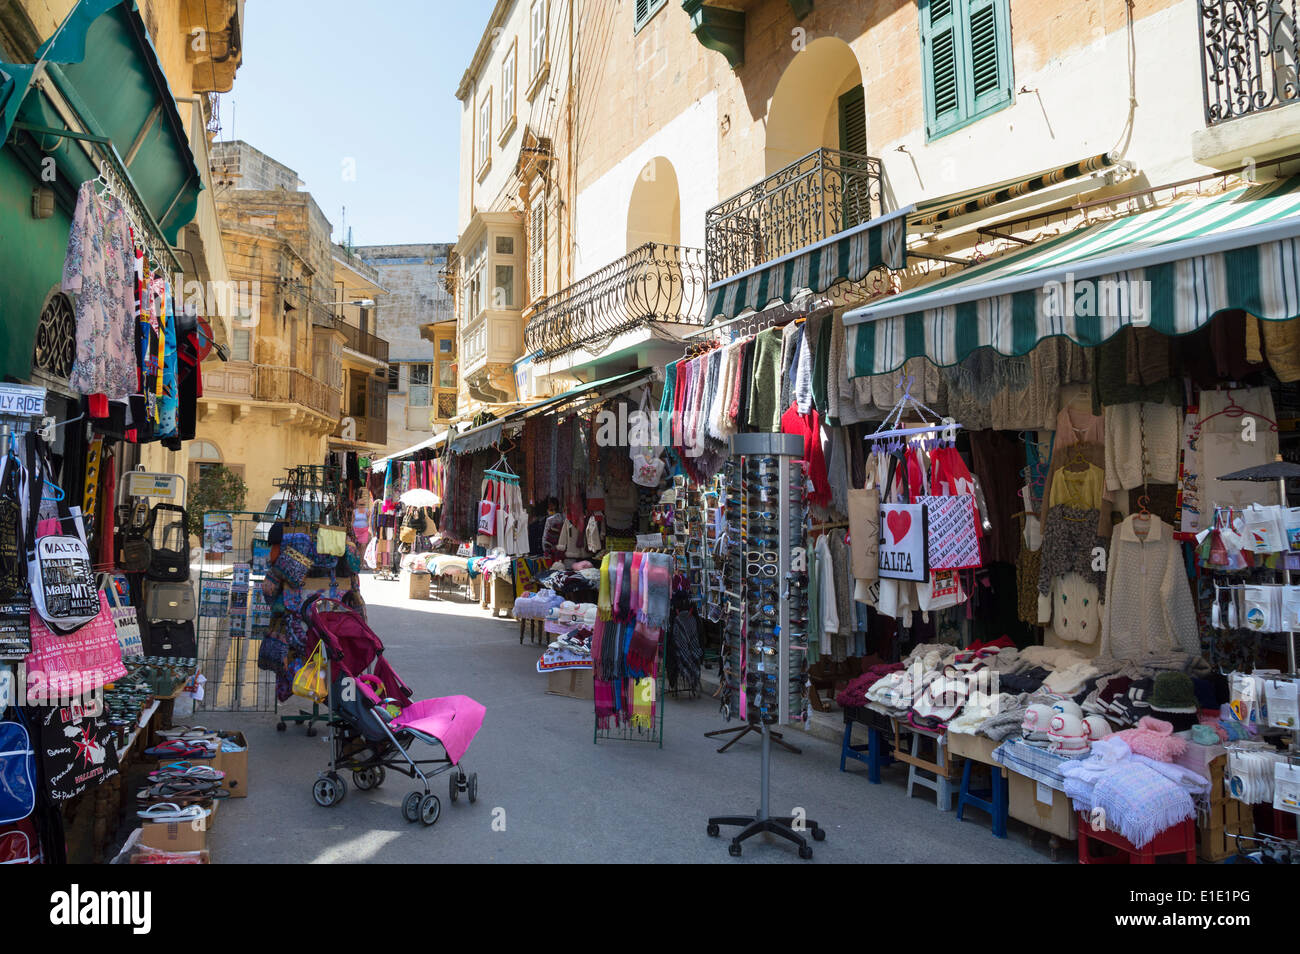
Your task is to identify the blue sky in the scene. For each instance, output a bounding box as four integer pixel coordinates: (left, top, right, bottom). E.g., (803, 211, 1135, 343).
(221, 0, 497, 246)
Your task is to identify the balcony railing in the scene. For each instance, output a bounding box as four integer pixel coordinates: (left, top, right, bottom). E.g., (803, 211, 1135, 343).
(523, 243, 708, 360)
(334, 413, 386, 446)
(1200, 0, 1300, 126)
(339, 322, 390, 363)
(254, 366, 341, 419)
(705, 147, 885, 284)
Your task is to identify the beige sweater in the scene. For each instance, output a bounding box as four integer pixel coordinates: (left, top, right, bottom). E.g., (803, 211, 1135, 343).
(1100, 515, 1200, 660)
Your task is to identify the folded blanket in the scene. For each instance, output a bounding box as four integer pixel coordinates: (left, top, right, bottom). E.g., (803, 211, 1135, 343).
(1113, 716, 1188, 762)
(1092, 761, 1196, 848)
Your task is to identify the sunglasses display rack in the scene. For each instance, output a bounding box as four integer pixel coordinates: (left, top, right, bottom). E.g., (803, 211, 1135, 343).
(706, 432, 825, 860)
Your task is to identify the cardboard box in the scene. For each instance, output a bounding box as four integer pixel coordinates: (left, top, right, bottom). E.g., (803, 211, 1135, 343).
(215, 731, 248, 798)
(546, 668, 594, 700)
(1007, 771, 1078, 840)
(406, 571, 431, 600)
(139, 811, 210, 854)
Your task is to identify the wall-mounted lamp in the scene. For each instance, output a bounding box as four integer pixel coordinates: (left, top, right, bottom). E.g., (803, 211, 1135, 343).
(31, 186, 55, 219)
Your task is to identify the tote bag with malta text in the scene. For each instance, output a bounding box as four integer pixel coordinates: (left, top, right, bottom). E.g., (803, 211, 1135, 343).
(21, 438, 99, 635)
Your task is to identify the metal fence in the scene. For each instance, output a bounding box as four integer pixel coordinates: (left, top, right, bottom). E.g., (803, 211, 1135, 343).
(195, 510, 277, 712)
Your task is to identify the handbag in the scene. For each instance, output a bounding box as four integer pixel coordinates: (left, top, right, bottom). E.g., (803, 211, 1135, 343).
(107, 585, 143, 658)
(316, 526, 346, 557)
(292, 640, 329, 703)
(0, 718, 36, 824)
(629, 387, 666, 488)
(275, 530, 315, 588)
(0, 453, 30, 658)
(0, 818, 40, 864)
(145, 580, 196, 621)
(257, 620, 289, 674)
(114, 501, 153, 574)
(21, 438, 99, 634)
(145, 503, 190, 582)
(143, 619, 196, 657)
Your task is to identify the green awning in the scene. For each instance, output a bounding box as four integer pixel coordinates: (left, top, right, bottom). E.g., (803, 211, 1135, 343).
(845, 177, 1300, 378)
(706, 206, 909, 323)
(0, 0, 202, 245)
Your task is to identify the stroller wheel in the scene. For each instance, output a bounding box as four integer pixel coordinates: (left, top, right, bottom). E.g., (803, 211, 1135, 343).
(420, 793, 441, 826)
(449, 772, 458, 803)
(353, 769, 375, 791)
(312, 773, 345, 808)
(467, 772, 478, 804)
(402, 791, 422, 823)
(372, 766, 385, 788)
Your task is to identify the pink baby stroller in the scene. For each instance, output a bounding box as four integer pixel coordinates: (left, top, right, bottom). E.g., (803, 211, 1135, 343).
(302, 595, 485, 827)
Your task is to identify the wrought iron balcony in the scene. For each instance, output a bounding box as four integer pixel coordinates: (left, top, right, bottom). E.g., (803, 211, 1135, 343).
(523, 243, 708, 360)
(1200, 0, 1300, 126)
(705, 147, 885, 284)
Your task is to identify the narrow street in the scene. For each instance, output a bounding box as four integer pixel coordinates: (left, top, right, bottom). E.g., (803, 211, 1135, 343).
(208, 576, 1054, 864)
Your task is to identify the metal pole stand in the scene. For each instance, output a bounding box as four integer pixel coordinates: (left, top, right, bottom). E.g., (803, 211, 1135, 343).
(706, 432, 825, 859)
(707, 724, 824, 857)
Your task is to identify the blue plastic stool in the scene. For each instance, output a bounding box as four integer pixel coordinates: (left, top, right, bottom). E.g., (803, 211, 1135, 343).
(956, 758, 1008, 838)
(841, 723, 894, 783)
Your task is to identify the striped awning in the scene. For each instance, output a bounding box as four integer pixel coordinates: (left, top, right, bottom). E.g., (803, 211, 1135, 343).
(706, 206, 910, 322)
(845, 177, 1300, 378)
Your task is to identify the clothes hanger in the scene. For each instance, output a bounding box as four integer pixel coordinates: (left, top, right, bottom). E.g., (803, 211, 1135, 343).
(1193, 391, 1279, 436)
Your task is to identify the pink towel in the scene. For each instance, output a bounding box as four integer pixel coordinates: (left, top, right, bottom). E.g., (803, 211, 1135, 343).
(389, 695, 486, 766)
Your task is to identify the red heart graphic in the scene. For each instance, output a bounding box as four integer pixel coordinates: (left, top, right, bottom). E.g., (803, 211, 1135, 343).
(886, 509, 912, 545)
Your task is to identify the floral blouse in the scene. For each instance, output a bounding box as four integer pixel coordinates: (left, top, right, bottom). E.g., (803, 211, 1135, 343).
(61, 181, 137, 400)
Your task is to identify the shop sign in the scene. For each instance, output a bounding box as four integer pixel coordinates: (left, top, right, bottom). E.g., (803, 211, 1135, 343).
(0, 384, 45, 417)
(125, 472, 178, 498)
(878, 503, 928, 581)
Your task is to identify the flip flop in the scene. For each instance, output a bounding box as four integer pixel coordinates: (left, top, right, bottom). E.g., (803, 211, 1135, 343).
(137, 780, 228, 804)
(143, 740, 216, 759)
(137, 802, 210, 822)
(149, 763, 224, 782)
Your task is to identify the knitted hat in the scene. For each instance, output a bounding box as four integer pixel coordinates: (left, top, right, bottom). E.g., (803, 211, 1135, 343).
(1151, 672, 1198, 714)
(1190, 724, 1220, 746)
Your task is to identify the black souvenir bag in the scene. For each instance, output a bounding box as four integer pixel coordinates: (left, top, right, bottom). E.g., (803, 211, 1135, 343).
(142, 619, 196, 657)
(146, 502, 190, 582)
(22, 437, 99, 635)
(0, 451, 30, 657)
(113, 500, 153, 574)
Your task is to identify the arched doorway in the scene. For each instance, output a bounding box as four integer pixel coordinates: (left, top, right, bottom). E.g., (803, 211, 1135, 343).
(626, 156, 681, 251)
(764, 37, 866, 174)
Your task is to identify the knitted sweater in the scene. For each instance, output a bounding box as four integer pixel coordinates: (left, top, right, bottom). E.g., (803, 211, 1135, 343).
(1103, 401, 1180, 491)
(746, 327, 783, 432)
(1101, 516, 1200, 660)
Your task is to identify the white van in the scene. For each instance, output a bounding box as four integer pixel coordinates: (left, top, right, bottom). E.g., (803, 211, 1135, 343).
(253, 490, 340, 540)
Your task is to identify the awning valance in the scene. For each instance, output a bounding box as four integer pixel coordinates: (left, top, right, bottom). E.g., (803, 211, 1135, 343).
(706, 206, 909, 323)
(845, 177, 1300, 378)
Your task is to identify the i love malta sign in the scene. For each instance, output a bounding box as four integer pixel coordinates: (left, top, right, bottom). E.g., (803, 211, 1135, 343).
(878, 503, 928, 582)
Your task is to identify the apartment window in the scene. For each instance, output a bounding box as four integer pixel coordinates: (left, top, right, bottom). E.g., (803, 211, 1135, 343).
(408, 363, 432, 408)
(387, 363, 400, 392)
(466, 237, 488, 319)
(231, 328, 252, 362)
(530, 0, 548, 81)
(494, 264, 515, 309)
(920, 0, 1013, 140)
(437, 337, 456, 387)
(501, 43, 517, 137)
(634, 0, 667, 33)
(478, 91, 492, 173)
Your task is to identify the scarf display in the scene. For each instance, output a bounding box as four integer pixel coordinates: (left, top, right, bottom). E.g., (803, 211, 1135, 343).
(591, 550, 670, 730)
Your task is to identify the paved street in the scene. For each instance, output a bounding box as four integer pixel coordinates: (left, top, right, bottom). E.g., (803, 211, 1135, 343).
(203, 576, 1059, 864)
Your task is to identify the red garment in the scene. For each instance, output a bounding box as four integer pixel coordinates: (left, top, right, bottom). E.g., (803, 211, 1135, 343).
(780, 401, 831, 507)
(673, 359, 688, 448)
(97, 458, 115, 568)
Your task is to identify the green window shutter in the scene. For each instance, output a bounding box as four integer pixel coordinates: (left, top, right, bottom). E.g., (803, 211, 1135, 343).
(837, 84, 869, 228)
(967, 0, 1012, 115)
(837, 84, 867, 155)
(634, 0, 666, 33)
(921, 0, 962, 138)
(920, 0, 1013, 140)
